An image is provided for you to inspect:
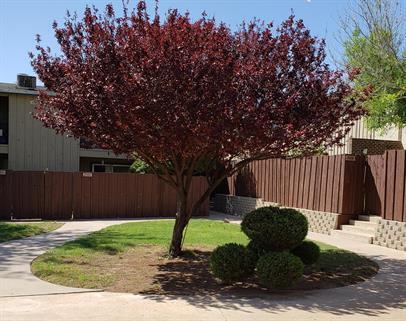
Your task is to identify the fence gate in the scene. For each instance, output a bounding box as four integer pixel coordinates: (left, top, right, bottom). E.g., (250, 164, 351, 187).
(365, 150, 406, 222)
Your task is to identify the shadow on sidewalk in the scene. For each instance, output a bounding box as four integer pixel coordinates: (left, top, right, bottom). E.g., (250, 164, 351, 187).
(143, 255, 406, 316)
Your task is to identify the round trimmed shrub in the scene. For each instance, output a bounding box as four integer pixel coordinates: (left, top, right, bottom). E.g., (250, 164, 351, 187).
(291, 241, 320, 265)
(256, 251, 304, 289)
(246, 240, 269, 264)
(209, 243, 253, 283)
(241, 206, 308, 251)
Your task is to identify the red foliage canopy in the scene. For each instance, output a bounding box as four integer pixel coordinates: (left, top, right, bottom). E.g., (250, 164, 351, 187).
(31, 1, 364, 255)
(31, 1, 362, 174)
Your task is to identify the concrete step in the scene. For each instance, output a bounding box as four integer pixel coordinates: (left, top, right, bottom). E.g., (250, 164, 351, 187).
(349, 220, 378, 228)
(341, 225, 376, 234)
(330, 230, 374, 244)
(358, 215, 382, 223)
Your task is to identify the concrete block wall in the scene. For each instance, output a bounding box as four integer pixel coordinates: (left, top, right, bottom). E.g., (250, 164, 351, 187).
(213, 194, 406, 250)
(213, 194, 262, 217)
(213, 194, 339, 235)
(374, 219, 406, 251)
(263, 201, 340, 234)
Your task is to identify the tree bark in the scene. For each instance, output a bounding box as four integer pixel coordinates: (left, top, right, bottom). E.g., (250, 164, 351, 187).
(167, 158, 255, 257)
(169, 193, 189, 257)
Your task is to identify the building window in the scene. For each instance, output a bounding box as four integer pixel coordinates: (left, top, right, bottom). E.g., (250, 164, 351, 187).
(91, 163, 130, 173)
(0, 154, 7, 169)
(80, 137, 101, 149)
(0, 96, 8, 145)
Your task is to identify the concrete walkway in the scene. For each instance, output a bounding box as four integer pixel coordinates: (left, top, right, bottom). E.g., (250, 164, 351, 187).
(0, 216, 405, 321)
(0, 219, 147, 297)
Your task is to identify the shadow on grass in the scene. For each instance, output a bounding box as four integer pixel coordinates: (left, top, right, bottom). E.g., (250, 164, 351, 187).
(0, 222, 46, 243)
(317, 249, 375, 269)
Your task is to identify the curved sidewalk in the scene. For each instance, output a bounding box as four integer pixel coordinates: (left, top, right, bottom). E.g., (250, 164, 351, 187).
(0, 220, 143, 297)
(0, 216, 405, 321)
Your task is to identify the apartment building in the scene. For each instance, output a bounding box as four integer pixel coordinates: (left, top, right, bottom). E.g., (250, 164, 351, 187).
(0, 75, 132, 172)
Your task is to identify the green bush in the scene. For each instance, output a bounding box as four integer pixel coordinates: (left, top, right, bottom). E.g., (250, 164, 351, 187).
(256, 251, 304, 289)
(246, 240, 269, 264)
(241, 206, 308, 251)
(291, 241, 320, 265)
(130, 158, 153, 174)
(209, 243, 253, 283)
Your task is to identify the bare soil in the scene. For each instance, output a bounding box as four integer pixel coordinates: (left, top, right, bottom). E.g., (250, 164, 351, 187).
(89, 245, 378, 295)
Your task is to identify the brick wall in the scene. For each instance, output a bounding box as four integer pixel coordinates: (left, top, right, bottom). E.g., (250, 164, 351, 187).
(350, 138, 403, 155)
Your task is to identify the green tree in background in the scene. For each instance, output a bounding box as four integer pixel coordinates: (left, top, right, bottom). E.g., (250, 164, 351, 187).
(130, 158, 154, 174)
(342, 0, 405, 130)
(131, 157, 222, 178)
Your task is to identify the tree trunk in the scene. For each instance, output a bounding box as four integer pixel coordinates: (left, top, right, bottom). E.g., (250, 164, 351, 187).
(167, 166, 235, 257)
(169, 194, 189, 257)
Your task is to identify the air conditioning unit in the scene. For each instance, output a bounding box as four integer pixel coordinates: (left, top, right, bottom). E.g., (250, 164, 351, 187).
(17, 74, 36, 89)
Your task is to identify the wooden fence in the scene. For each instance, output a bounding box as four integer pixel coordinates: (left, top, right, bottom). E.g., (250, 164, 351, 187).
(365, 150, 406, 222)
(228, 155, 365, 216)
(228, 151, 406, 222)
(0, 171, 209, 220)
(1, 151, 405, 222)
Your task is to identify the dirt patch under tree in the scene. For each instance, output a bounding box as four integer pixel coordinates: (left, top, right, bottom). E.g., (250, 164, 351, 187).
(66, 245, 378, 295)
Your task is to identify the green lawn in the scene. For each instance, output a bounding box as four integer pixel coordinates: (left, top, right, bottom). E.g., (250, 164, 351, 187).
(31, 219, 377, 291)
(0, 221, 63, 243)
(35, 219, 249, 256)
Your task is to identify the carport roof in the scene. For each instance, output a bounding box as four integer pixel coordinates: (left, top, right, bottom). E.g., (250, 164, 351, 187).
(0, 82, 46, 96)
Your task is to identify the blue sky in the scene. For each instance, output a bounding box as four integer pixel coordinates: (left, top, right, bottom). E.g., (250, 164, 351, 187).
(0, 0, 352, 84)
